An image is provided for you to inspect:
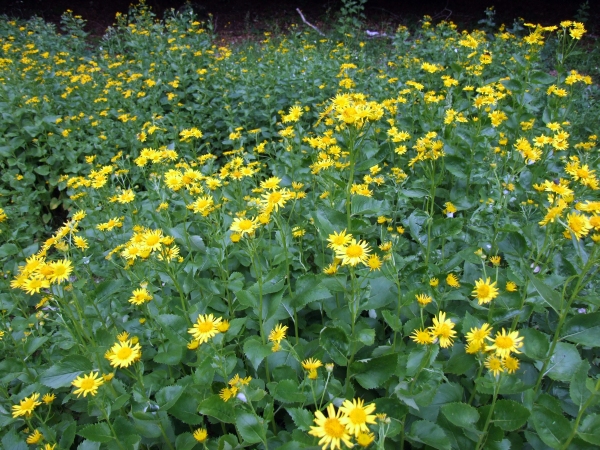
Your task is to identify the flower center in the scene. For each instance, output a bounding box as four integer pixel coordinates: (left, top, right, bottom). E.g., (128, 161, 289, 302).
(146, 235, 160, 247)
(478, 285, 490, 298)
(495, 336, 513, 349)
(346, 244, 363, 258)
(80, 378, 95, 390)
(324, 418, 346, 438)
(197, 321, 214, 333)
(269, 192, 282, 203)
(349, 408, 367, 424)
(238, 220, 253, 231)
(117, 346, 133, 360)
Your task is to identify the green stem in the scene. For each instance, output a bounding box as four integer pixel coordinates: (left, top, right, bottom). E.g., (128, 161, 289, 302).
(476, 374, 502, 450)
(561, 378, 600, 450)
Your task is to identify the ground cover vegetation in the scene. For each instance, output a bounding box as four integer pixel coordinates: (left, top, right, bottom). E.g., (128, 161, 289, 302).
(1, 1, 600, 448)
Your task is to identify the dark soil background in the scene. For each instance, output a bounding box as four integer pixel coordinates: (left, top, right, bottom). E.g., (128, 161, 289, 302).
(0, 0, 597, 38)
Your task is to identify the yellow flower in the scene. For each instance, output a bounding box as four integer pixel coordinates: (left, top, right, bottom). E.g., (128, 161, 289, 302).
(26, 429, 43, 444)
(107, 339, 142, 368)
(308, 403, 353, 450)
(484, 355, 504, 377)
(188, 314, 222, 344)
(503, 355, 520, 374)
(356, 432, 375, 447)
(230, 217, 259, 236)
(429, 277, 439, 287)
(12, 392, 42, 418)
(489, 256, 501, 266)
(269, 324, 288, 344)
(71, 371, 104, 398)
(366, 255, 382, 271)
(217, 320, 230, 333)
(335, 238, 371, 267)
(565, 212, 592, 240)
(193, 428, 208, 443)
(302, 358, 323, 371)
(472, 278, 499, 305)
(428, 311, 457, 348)
(327, 229, 353, 251)
(42, 393, 55, 404)
(465, 323, 492, 348)
(219, 386, 238, 402)
(446, 273, 460, 288)
(339, 398, 377, 436)
(416, 293, 432, 306)
(486, 328, 524, 358)
(506, 281, 518, 292)
(411, 328, 433, 345)
(129, 288, 152, 305)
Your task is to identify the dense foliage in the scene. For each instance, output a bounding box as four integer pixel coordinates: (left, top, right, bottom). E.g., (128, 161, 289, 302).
(1, 3, 599, 449)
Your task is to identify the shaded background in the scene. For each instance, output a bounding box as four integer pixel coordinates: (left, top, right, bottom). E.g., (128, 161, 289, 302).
(0, 0, 596, 37)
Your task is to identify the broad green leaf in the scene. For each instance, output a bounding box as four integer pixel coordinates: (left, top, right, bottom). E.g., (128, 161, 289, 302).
(243, 337, 272, 371)
(546, 342, 582, 382)
(1, 430, 27, 450)
(175, 432, 198, 450)
(406, 345, 438, 377)
(526, 270, 561, 313)
(408, 420, 451, 450)
(578, 414, 600, 444)
(0, 243, 19, 258)
(131, 412, 162, 438)
(40, 355, 92, 388)
(271, 380, 305, 403)
(441, 402, 479, 428)
(24, 336, 49, 357)
(198, 395, 236, 423)
(286, 408, 314, 432)
(170, 394, 203, 425)
(531, 404, 571, 448)
(352, 353, 398, 390)
(320, 326, 349, 366)
(77, 423, 113, 443)
(155, 385, 184, 411)
(290, 274, 331, 309)
(363, 276, 396, 310)
(562, 312, 600, 347)
(153, 343, 184, 365)
(520, 328, 549, 361)
(570, 360, 591, 407)
(381, 310, 402, 332)
(492, 399, 530, 431)
(235, 411, 265, 445)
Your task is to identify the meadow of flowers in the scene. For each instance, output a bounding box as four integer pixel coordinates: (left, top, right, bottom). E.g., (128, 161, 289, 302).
(1, 2, 599, 449)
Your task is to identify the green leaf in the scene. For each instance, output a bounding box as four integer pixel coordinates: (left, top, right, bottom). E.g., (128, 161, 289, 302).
(320, 326, 349, 366)
(441, 402, 479, 428)
(175, 432, 198, 450)
(492, 399, 530, 431)
(198, 395, 236, 423)
(290, 274, 331, 308)
(578, 414, 600, 444)
(243, 337, 272, 371)
(271, 380, 306, 403)
(312, 206, 347, 238)
(0, 243, 19, 258)
(408, 420, 451, 450)
(382, 310, 402, 332)
(235, 411, 265, 445)
(526, 270, 561, 313)
(352, 353, 398, 389)
(363, 276, 396, 310)
(570, 360, 591, 407)
(531, 404, 572, 448)
(131, 412, 162, 438)
(529, 70, 556, 85)
(77, 423, 113, 443)
(170, 393, 203, 425)
(286, 408, 314, 432)
(406, 345, 438, 377)
(546, 342, 582, 382)
(24, 336, 49, 357)
(562, 312, 600, 347)
(155, 385, 184, 411)
(520, 328, 549, 361)
(153, 343, 184, 365)
(40, 355, 92, 388)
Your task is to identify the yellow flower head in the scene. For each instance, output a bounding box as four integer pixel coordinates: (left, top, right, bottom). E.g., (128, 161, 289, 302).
(472, 278, 499, 305)
(71, 371, 104, 398)
(12, 392, 42, 418)
(188, 314, 223, 344)
(339, 398, 377, 437)
(486, 328, 524, 358)
(428, 311, 457, 348)
(308, 403, 354, 450)
(107, 339, 142, 368)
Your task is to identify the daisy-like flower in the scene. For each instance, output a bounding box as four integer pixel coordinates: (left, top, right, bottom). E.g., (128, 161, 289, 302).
(446, 273, 460, 288)
(143, 230, 164, 251)
(486, 328, 524, 358)
(335, 238, 371, 267)
(219, 386, 238, 402)
(188, 314, 223, 344)
(129, 288, 152, 305)
(26, 429, 43, 444)
(505, 281, 518, 292)
(428, 311, 457, 348)
(416, 293, 432, 306)
(309, 403, 354, 450)
(472, 278, 499, 305)
(302, 358, 323, 379)
(230, 217, 259, 236)
(485, 355, 504, 377)
(193, 428, 208, 443)
(503, 355, 520, 374)
(565, 212, 592, 240)
(465, 323, 493, 347)
(327, 229, 353, 251)
(71, 371, 104, 398)
(42, 393, 55, 404)
(356, 432, 375, 447)
(268, 324, 288, 351)
(366, 254, 382, 271)
(489, 256, 501, 266)
(411, 328, 433, 345)
(339, 398, 377, 436)
(23, 277, 50, 295)
(106, 339, 142, 368)
(12, 392, 42, 418)
(48, 259, 73, 284)
(429, 277, 439, 287)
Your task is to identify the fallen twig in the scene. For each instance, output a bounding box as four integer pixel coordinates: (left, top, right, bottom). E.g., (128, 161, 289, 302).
(296, 8, 325, 36)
